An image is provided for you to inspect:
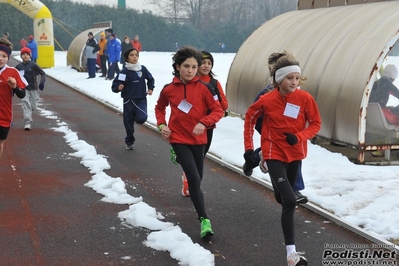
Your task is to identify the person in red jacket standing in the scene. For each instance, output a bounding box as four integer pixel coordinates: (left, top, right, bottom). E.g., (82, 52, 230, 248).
(131, 35, 142, 52)
(20, 38, 27, 48)
(243, 51, 321, 266)
(155, 46, 223, 239)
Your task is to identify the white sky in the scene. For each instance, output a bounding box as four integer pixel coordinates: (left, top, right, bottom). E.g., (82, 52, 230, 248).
(69, 0, 156, 13)
(12, 51, 399, 265)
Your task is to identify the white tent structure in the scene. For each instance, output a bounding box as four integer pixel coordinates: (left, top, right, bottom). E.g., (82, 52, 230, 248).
(67, 28, 107, 71)
(225, 1, 399, 164)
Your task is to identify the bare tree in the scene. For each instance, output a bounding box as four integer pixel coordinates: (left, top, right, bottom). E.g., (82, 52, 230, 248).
(145, 0, 297, 30)
(182, 0, 205, 26)
(255, 0, 297, 21)
(145, 0, 186, 24)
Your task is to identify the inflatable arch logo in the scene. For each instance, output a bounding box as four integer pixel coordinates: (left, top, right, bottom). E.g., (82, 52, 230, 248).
(1, 0, 54, 68)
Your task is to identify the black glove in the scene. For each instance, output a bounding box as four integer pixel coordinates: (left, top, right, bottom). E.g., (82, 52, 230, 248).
(243, 149, 257, 176)
(39, 82, 44, 91)
(243, 149, 254, 162)
(283, 132, 298, 145)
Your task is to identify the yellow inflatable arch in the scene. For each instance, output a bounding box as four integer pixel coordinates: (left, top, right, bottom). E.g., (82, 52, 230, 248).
(1, 0, 54, 68)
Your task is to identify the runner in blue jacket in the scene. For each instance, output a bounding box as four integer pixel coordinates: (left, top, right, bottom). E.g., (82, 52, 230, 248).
(111, 48, 154, 150)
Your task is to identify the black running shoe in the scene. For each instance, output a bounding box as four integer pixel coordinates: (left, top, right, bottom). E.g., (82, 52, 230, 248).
(295, 191, 308, 204)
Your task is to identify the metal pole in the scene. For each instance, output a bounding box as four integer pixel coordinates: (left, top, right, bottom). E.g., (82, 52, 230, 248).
(118, 0, 126, 8)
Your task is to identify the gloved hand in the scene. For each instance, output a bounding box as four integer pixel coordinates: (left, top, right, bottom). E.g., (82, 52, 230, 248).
(243, 149, 254, 162)
(39, 82, 44, 91)
(283, 132, 298, 145)
(243, 149, 255, 176)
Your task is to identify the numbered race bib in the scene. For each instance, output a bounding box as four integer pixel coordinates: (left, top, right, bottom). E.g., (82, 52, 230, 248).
(177, 99, 193, 114)
(118, 73, 126, 81)
(283, 103, 300, 119)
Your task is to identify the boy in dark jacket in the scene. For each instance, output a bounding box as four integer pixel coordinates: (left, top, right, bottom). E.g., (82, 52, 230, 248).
(15, 47, 46, 130)
(111, 48, 154, 149)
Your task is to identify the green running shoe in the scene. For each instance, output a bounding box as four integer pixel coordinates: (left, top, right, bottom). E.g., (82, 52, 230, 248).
(200, 217, 214, 238)
(170, 147, 179, 165)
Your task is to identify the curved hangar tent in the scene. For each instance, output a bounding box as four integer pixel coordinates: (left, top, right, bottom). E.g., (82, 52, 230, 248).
(67, 28, 107, 71)
(226, 1, 399, 164)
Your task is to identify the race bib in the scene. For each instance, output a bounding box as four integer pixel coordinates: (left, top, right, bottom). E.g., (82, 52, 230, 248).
(284, 103, 300, 119)
(178, 99, 193, 114)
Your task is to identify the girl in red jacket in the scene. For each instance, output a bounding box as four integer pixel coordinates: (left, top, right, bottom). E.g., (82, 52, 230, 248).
(198, 50, 228, 155)
(243, 51, 321, 266)
(155, 46, 224, 239)
(172, 50, 229, 197)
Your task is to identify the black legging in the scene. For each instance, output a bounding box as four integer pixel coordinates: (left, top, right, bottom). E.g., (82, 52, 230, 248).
(172, 144, 208, 219)
(267, 159, 300, 245)
(204, 128, 214, 156)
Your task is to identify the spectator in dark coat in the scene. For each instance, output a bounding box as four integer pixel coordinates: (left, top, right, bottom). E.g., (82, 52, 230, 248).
(369, 64, 399, 112)
(369, 64, 399, 157)
(84, 32, 99, 79)
(120, 35, 133, 68)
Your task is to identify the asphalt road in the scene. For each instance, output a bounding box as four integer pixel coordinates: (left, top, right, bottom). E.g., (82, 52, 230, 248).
(1, 60, 397, 265)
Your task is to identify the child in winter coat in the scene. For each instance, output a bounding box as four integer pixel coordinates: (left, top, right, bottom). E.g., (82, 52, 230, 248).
(243, 51, 321, 266)
(0, 37, 27, 158)
(155, 46, 224, 239)
(243, 53, 309, 205)
(198, 50, 228, 155)
(171, 50, 229, 197)
(15, 47, 46, 130)
(111, 48, 154, 150)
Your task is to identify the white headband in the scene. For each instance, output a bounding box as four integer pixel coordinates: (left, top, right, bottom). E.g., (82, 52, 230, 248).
(274, 65, 301, 84)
